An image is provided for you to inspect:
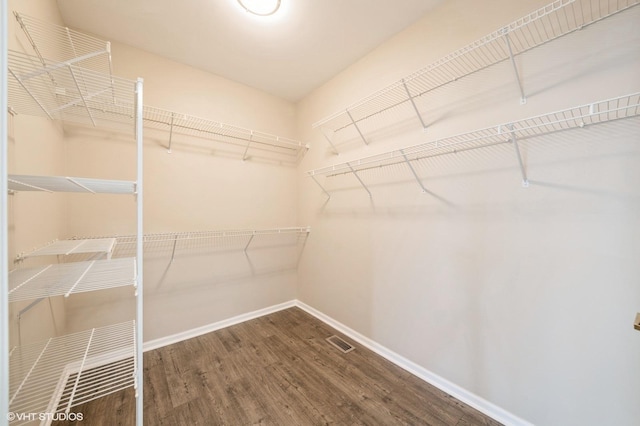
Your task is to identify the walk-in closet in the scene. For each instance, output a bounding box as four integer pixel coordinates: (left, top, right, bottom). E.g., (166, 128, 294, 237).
(1, 0, 639, 425)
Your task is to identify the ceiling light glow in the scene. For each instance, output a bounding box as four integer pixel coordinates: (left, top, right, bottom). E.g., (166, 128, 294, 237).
(237, 0, 281, 16)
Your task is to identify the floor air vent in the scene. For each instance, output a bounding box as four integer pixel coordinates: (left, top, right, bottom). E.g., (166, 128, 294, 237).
(326, 335, 355, 353)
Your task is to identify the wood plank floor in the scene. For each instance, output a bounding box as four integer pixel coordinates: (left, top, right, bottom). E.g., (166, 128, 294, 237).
(53, 307, 502, 425)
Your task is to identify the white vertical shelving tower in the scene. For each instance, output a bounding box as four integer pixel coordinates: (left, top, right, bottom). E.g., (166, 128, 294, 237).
(2, 10, 143, 426)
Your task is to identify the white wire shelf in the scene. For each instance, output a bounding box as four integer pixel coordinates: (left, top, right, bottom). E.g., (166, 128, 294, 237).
(312, 0, 640, 152)
(144, 105, 309, 163)
(8, 321, 136, 422)
(8, 49, 137, 129)
(18, 238, 117, 261)
(74, 227, 311, 261)
(308, 92, 640, 196)
(8, 258, 136, 302)
(13, 12, 112, 76)
(8, 174, 136, 194)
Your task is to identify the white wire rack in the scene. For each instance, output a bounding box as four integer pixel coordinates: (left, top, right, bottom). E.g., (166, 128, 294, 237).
(308, 92, 640, 197)
(13, 12, 112, 76)
(8, 49, 136, 129)
(17, 238, 116, 262)
(75, 227, 311, 263)
(8, 258, 136, 302)
(8, 321, 136, 423)
(144, 105, 309, 163)
(10, 12, 308, 163)
(8, 174, 136, 194)
(312, 0, 640, 153)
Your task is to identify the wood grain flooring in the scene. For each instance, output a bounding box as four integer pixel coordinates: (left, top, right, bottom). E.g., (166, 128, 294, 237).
(53, 307, 502, 425)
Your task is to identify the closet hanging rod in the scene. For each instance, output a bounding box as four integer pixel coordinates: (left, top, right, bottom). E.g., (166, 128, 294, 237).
(312, 0, 640, 146)
(308, 92, 640, 191)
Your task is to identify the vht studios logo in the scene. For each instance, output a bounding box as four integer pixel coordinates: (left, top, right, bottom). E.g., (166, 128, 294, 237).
(7, 412, 84, 422)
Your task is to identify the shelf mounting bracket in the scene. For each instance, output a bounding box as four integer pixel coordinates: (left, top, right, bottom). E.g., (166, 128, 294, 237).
(68, 65, 97, 126)
(502, 29, 526, 105)
(346, 109, 368, 145)
(242, 132, 253, 161)
(309, 174, 330, 200)
(244, 232, 255, 252)
(320, 128, 340, 155)
(508, 125, 529, 188)
(402, 79, 427, 129)
(347, 163, 372, 198)
(167, 113, 175, 153)
(400, 149, 428, 193)
(8, 67, 53, 119)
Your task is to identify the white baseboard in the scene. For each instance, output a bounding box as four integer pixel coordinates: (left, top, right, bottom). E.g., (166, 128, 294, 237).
(294, 300, 533, 426)
(143, 299, 531, 426)
(143, 300, 296, 352)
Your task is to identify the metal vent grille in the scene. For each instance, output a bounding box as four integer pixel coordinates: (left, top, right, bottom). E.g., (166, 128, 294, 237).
(326, 335, 355, 353)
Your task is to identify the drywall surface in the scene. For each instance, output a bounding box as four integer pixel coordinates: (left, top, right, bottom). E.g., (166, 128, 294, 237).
(7, 0, 67, 346)
(297, 1, 640, 425)
(61, 40, 301, 341)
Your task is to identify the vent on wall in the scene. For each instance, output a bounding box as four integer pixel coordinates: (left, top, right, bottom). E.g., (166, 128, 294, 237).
(326, 335, 355, 353)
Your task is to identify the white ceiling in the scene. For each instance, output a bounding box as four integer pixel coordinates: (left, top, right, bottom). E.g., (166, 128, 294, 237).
(56, 0, 445, 102)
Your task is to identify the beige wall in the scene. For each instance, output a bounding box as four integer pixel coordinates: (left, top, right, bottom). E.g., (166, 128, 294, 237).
(61, 40, 300, 341)
(296, 1, 640, 425)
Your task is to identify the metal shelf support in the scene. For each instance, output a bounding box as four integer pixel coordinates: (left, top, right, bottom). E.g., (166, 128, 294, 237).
(508, 125, 529, 188)
(347, 163, 372, 198)
(400, 149, 428, 194)
(402, 79, 427, 129)
(502, 29, 527, 105)
(346, 109, 368, 146)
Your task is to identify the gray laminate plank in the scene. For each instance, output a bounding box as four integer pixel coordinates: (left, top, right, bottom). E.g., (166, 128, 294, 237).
(51, 307, 502, 426)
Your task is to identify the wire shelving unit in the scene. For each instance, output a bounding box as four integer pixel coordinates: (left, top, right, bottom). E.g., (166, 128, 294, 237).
(10, 12, 308, 163)
(312, 0, 640, 153)
(4, 11, 145, 423)
(8, 321, 136, 422)
(307, 92, 640, 197)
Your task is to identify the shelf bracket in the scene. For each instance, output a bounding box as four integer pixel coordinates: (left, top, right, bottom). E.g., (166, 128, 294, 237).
(346, 109, 368, 145)
(169, 234, 178, 265)
(320, 128, 340, 155)
(242, 132, 253, 161)
(244, 232, 255, 252)
(402, 79, 427, 129)
(400, 149, 428, 193)
(68, 65, 97, 126)
(167, 113, 175, 153)
(310, 174, 330, 199)
(8, 67, 54, 119)
(347, 163, 372, 198)
(508, 125, 529, 188)
(502, 29, 526, 105)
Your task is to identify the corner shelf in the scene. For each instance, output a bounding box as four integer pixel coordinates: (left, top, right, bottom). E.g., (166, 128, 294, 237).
(8, 321, 136, 418)
(308, 92, 640, 197)
(312, 0, 640, 153)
